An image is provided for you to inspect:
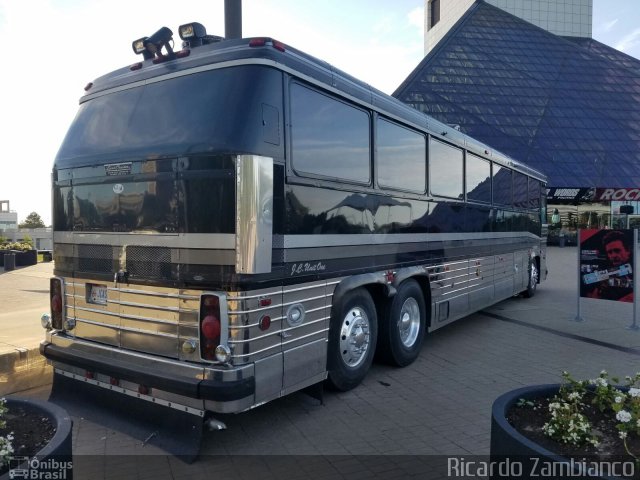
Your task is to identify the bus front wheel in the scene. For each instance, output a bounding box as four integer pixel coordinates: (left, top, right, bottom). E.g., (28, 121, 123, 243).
(326, 288, 378, 391)
(377, 279, 426, 367)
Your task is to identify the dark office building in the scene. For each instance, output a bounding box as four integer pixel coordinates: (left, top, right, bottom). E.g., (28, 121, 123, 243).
(395, 0, 640, 242)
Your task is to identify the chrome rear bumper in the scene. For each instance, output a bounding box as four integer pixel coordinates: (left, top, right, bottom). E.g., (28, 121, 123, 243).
(40, 332, 255, 413)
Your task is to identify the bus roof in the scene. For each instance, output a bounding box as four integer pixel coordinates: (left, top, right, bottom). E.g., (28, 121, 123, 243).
(81, 35, 546, 182)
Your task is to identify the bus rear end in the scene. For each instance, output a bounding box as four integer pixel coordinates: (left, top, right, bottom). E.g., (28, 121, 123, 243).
(39, 32, 304, 443)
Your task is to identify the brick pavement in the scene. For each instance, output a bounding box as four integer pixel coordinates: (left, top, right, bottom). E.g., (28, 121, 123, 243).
(10, 246, 640, 479)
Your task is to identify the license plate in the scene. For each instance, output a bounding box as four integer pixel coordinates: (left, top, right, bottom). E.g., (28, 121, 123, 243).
(87, 284, 108, 305)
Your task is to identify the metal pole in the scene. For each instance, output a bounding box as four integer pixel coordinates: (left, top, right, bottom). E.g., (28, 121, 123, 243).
(225, 0, 242, 39)
(575, 228, 584, 322)
(629, 228, 639, 330)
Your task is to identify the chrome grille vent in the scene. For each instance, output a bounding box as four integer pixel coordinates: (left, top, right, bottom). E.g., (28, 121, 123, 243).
(77, 244, 113, 273)
(126, 246, 172, 280)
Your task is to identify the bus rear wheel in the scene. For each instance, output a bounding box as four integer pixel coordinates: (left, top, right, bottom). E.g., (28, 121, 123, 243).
(326, 288, 377, 391)
(377, 279, 426, 367)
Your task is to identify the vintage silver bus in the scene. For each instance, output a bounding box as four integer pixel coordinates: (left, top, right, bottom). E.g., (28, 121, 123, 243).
(41, 22, 547, 446)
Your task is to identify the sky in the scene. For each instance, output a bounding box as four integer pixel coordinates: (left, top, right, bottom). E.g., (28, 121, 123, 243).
(0, 0, 638, 227)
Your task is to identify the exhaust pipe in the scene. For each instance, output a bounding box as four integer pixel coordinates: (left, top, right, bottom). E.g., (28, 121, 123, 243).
(225, 0, 242, 39)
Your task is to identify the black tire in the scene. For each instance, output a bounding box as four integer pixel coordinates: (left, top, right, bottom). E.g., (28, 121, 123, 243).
(523, 258, 538, 298)
(326, 288, 378, 391)
(377, 279, 426, 367)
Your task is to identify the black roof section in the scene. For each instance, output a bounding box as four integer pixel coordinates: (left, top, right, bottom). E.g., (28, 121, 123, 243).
(75, 34, 544, 179)
(394, 0, 640, 189)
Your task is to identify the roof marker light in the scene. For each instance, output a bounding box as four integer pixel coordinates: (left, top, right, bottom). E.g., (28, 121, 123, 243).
(249, 38, 267, 47)
(272, 40, 285, 52)
(249, 38, 286, 52)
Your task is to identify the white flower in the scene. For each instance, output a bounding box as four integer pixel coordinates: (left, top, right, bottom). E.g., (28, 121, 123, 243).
(568, 392, 581, 401)
(620, 431, 628, 440)
(601, 370, 608, 375)
(629, 388, 640, 398)
(616, 410, 632, 423)
(595, 378, 608, 387)
(615, 396, 624, 403)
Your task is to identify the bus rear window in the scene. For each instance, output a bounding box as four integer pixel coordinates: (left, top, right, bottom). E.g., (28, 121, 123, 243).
(56, 65, 282, 166)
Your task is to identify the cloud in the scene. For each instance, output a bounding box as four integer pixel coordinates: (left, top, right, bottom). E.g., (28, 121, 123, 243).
(372, 15, 396, 36)
(615, 28, 640, 53)
(408, 6, 424, 37)
(599, 18, 618, 33)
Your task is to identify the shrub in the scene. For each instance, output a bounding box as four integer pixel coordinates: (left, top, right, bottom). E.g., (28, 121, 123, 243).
(0, 242, 33, 252)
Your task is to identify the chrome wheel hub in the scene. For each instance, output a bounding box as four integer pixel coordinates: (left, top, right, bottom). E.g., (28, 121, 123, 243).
(339, 307, 371, 368)
(398, 297, 420, 347)
(531, 262, 538, 287)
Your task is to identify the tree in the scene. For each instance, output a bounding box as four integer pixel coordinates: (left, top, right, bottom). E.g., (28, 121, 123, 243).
(19, 212, 45, 229)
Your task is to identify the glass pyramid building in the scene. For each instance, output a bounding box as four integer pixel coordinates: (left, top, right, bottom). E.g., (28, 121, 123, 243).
(394, 1, 640, 190)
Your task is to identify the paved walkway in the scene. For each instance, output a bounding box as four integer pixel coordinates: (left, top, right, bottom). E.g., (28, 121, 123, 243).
(0, 262, 53, 395)
(8, 247, 640, 479)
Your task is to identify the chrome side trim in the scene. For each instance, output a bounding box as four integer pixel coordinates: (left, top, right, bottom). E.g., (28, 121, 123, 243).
(227, 316, 326, 343)
(53, 232, 235, 249)
(284, 231, 540, 248)
(226, 295, 325, 316)
(74, 317, 178, 339)
(74, 305, 178, 326)
(114, 288, 199, 300)
(235, 155, 273, 274)
(229, 327, 329, 359)
(69, 294, 193, 313)
(281, 328, 329, 346)
(229, 305, 325, 330)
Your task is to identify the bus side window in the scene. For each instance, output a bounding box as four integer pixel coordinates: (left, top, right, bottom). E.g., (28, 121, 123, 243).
(493, 164, 512, 207)
(429, 138, 463, 199)
(466, 153, 491, 204)
(377, 117, 426, 194)
(513, 172, 528, 208)
(289, 82, 370, 185)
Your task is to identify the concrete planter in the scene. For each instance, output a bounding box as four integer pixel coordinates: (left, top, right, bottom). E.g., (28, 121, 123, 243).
(0, 250, 37, 268)
(0, 399, 73, 480)
(490, 385, 628, 480)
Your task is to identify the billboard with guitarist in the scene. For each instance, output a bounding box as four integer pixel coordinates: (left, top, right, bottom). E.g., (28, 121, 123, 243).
(580, 229, 633, 303)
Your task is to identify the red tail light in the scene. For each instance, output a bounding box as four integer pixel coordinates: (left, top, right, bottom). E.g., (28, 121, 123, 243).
(50, 277, 65, 329)
(201, 315, 221, 339)
(200, 294, 222, 360)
